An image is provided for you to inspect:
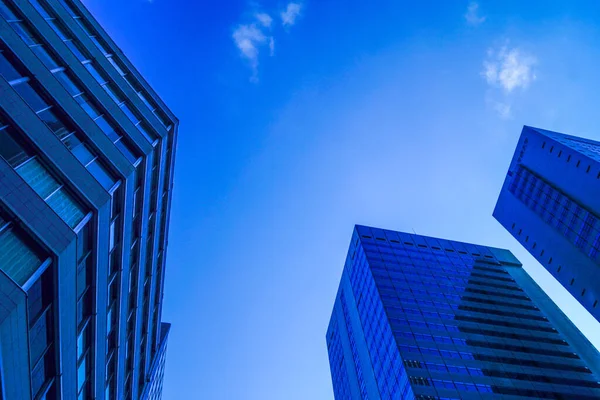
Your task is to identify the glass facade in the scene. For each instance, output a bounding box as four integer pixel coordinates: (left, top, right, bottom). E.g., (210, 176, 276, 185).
(495, 126, 600, 323)
(327, 225, 600, 400)
(0, 0, 178, 399)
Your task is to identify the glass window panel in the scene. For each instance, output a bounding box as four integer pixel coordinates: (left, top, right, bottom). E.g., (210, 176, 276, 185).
(63, 133, 84, 151)
(87, 160, 116, 190)
(120, 103, 139, 124)
(30, 45, 60, 71)
(76, 222, 91, 262)
(0, 51, 22, 82)
(27, 268, 52, 325)
(64, 40, 87, 62)
(57, 0, 78, 17)
(137, 91, 152, 109)
(46, 19, 67, 41)
(72, 142, 94, 166)
(13, 82, 48, 112)
(28, 0, 51, 19)
(115, 140, 138, 163)
(37, 108, 71, 139)
(154, 109, 171, 128)
(39, 381, 56, 400)
(29, 310, 52, 365)
(76, 323, 89, 361)
(90, 36, 109, 55)
(93, 116, 119, 141)
(76, 291, 91, 327)
(10, 21, 38, 46)
(0, 1, 18, 20)
(77, 353, 88, 391)
(109, 220, 116, 251)
(75, 95, 100, 119)
(46, 188, 85, 229)
(16, 158, 60, 200)
(136, 122, 155, 142)
(0, 127, 30, 167)
(74, 18, 92, 36)
(54, 71, 82, 96)
(0, 227, 44, 286)
(31, 345, 55, 397)
(84, 63, 106, 84)
(76, 256, 91, 299)
(107, 56, 125, 76)
(102, 83, 123, 104)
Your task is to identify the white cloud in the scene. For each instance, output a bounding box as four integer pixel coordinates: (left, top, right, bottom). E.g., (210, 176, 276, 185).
(269, 37, 275, 56)
(465, 2, 485, 26)
(233, 24, 268, 79)
(492, 101, 511, 119)
(482, 46, 537, 92)
(256, 12, 273, 28)
(233, 3, 304, 81)
(281, 2, 302, 27)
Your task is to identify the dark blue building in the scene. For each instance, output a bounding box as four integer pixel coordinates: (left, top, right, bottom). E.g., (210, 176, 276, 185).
(327, 225, 600, 399)
(495, 126, 600, 323)
(0, 0, 177, 399)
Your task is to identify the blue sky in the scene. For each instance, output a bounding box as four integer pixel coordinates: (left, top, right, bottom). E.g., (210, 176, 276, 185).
(82, 0, 600, 398)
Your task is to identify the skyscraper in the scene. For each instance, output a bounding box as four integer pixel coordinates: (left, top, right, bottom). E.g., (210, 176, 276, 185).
(0, 1, 177, 399)
(327, 225, 600, 399)
(494, 126, 600, 323)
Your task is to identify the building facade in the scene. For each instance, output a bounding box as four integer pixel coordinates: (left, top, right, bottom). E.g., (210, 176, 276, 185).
(495, 126, 600, 323)
(327, 225, 600, 400)
(0, 0, 177, 399)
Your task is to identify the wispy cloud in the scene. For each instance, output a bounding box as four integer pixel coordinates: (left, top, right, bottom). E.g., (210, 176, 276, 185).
(269, 37, 275, 56)
(281, 2, 302, 27)
(482, 46, 537, 93)
(481, 45, 537, 118)
(256, 12, 273, 28)
(464, 2, 485, 26)
(233, 24, 268, 80)
(492, 100, 511, 119)
(233, 3, 304, 81)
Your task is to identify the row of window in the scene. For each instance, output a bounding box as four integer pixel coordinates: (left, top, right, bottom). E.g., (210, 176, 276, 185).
(28, 266, 57, 399)
(410, 375, 599, 399)
(0, 3, 141, 163)
(383, 295, 546, 323)
(377, 279, 533, 307)
(0, 112, 87, 229)
(50, 0, 173, 131)
(0, 45, 118, 190)
(405, 359, 600, 388)
(25, 0, 158, 143)
(368, 256, 512, 284)
(510, 165, 600, 261)
(391, 317, 565, 346)
(0, 209, 56, 399)
(349, 247, 409, 399)
(360, 235, 498, 261)
(0, 208, 46, 285)
(398, 333, 575, 360)
(372, 268, 523, 295)
(340, 292, 369, 400)
(399, 345, 589, 373)
(327, 319, 352, 400)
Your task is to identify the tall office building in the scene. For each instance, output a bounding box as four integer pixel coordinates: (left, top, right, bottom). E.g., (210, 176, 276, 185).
(327, 225, 600, 400)
(495, 126, 600, 323)
(0, 1, 177, 399)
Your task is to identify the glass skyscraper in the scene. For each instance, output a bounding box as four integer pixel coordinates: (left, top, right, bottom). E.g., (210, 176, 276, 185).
(495, 126, 600, 323)
(0, 1, 176, 399)
(327, 225, 600, 399)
